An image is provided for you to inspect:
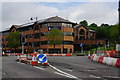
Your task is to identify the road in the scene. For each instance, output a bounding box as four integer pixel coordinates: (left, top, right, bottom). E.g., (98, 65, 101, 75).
(2, 56, 120, 80)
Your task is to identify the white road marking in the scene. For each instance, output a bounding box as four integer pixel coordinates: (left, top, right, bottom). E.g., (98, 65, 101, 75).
(66, 69, 72, 72)
(104, 76, 120, 78)
(90, 75, 101, 78)
(33, 66, 45, 70)
(49, 64, 79, 79)
(54, 72, 74, 78)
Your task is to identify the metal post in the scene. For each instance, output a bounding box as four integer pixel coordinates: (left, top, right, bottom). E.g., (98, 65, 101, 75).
(63, 25, 64, 54)
(118, 0, 120, 44)
(22, 43, 24, 54)
(81, 46, 83, 53)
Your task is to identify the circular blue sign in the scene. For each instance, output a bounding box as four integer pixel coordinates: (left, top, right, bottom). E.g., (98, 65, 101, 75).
(37, 54, 47, 63)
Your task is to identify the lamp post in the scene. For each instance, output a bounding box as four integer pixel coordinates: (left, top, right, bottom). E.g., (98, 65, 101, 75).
(21, 33, 26, 54)
(30, 17, 39, 52)
(30, 17, 38, 22)
(116, 1, 120, 52)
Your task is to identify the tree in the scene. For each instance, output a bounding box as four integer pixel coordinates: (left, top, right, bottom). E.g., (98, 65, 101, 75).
(109, 24, 119, 43)
(96, 26, 109, 39)
(45, 28, 64, 48)
(7, 31, 21, 51)
(89, 23, 98, 27)
(100, 23, 109, 27)
(79, 20, 88, 27)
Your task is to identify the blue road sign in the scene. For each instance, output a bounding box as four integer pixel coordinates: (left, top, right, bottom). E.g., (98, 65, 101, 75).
(80, 43, 83, 47)
(37, 54, 47, 63)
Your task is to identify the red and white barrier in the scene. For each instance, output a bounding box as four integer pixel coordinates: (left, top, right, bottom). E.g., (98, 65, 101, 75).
(91, 54, 96, 60)
(115, 59, 120, 67)
(46, 54, 72, 56)
(16, 53, 72, 67)
(90, 54, 120, 67)
(93, 55, 99, 62)
(98, 57, 104, 63)
(31, 54, 38, 66)
(88, 53, 91, 59)
(16, 53, 22, 61)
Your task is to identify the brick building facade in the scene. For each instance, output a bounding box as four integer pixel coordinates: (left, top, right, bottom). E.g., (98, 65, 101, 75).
(1, 16, 105, 53)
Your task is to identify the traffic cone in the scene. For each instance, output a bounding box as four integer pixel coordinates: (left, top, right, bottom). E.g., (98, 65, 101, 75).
(31, 54, 38, 66)
(88, 53, 91, 59)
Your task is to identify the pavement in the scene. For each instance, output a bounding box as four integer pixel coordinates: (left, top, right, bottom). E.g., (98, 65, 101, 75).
(1, 56, 120, 80)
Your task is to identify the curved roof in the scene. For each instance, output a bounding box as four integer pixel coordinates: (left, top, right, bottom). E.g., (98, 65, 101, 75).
(40, 16, 75, 24)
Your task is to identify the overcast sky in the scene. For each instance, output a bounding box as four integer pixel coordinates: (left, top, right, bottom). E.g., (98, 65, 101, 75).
(0, 0, 119, 31)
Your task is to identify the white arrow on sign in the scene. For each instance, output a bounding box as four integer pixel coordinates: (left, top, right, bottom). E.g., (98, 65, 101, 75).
(39, 55, 46, 61)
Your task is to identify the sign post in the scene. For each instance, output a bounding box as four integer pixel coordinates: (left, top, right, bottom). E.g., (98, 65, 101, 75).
(21, 33, 26, 54)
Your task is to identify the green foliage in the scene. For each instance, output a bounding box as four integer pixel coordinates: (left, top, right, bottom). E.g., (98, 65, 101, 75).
(7, 31, 21, 49)
(96, 24, 119, 42)
(87, 26, 97, 31)
(89, 23, 98, 27)
(45, 28, 64, 48)
(96, 26, 109, 38)
(109, 24, 119, 42)
(79, 20, 88, 27)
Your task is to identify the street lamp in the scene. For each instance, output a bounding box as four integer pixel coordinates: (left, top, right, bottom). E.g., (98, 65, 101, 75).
(119, 0, 120, 43)
(30, 17, 38, 22)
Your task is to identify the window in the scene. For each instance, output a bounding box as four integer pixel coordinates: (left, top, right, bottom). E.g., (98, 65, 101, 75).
(62, 23, 72, 28)
(34, 42, 40, 47)
(47, 23, 62, 27)
(64, 32, 73, 36)
(29, 34, 33, 38)
(63, 41, 73, 45)
(34, 25, 39, 30)
(28, 27, 33, 30)
(63, 49, 67, 53)
(79, 29, 85, 35)
(41, 41, 48, 45)
(70, 49, 72, 53)
(48, 49, 61, 54)
(34, 33, 40, 39)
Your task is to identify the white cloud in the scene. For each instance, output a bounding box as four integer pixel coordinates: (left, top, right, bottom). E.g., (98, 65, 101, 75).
(1, 0, 118, 2)
(1, 2, 118, 31)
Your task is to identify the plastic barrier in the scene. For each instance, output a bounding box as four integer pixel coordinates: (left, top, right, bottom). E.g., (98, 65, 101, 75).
(88, 53, 91, 59)
(31, 54, 38, 66)
(98, 57, 104, 63)
(66, 54, 72, 56)
(91, 54, 96, 60)
(90, 55, 120, 67)
(103, 57, 108, 64)
(46, 54, 72, 56)
(53, 54, 57, 56)
(105, 58, 113, 65)
(16, 53, 22, 61)
(43, 62, 49, 66)
(115, 59, 120, 67)
(57, 54, 62, 56)
(27, 54, 32, 60)
(111, 58, 117, 66)
(93, 55, 99, 62)
(20, 54, 27, 63)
